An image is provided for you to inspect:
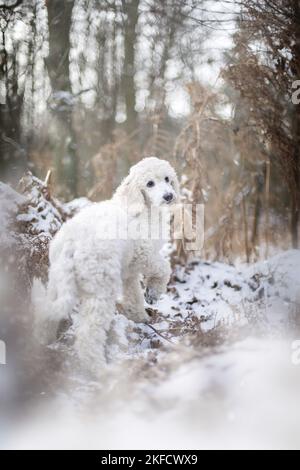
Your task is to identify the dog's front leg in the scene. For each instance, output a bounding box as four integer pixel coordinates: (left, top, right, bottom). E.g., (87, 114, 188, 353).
(120, 274, 150, 323)
(144, 255, 171, 305)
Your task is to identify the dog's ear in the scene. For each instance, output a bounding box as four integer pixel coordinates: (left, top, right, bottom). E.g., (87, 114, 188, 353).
(172, 172, 180, 200)
(114, 170, 147, 216)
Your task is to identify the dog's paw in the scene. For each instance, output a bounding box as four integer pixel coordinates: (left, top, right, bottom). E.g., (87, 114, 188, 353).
(145, 287, 160, 305)
(132, 309, 151, 324)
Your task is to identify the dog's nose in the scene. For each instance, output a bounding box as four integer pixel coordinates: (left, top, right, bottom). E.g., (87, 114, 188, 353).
(163, 193, 174, 203)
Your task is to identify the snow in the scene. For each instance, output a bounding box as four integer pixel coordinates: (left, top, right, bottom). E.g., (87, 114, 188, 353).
(17, 173, 64, 238)
(2, 250, 300, 449)
(63, 197, 92, 217)
(0, 182, 26, 248)
(4, 337, 300, 450)
(1, 179, 300, 449)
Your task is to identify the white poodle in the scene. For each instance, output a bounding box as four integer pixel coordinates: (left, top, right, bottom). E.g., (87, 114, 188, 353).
(42, 157, 179, 376)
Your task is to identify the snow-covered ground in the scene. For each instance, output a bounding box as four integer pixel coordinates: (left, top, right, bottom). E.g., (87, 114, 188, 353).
(2, 250, 300, 450)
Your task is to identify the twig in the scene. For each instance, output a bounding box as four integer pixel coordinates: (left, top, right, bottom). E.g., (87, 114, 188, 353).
(242, 196, 250, 263)
(145, 323, 174, 345)
(44, 170, 52, 188)
(265, 157, 271, 259)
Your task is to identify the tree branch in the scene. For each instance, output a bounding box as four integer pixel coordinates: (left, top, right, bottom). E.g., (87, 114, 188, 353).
(0, 0, 23, 10)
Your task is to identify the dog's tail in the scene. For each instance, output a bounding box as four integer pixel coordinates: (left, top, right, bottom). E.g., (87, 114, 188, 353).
(35, 235, 77, 345)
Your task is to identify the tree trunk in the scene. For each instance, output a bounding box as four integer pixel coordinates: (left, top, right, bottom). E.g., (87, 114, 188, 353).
(291, 0, 300, 248)
(45, 0, 78, 197)
(0, 17, 25, 182)
(122, 0, 139, 136)
(251, 174, 263, 254)
(291, 192, 299, 248)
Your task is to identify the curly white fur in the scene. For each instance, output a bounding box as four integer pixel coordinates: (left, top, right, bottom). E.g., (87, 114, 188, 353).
(41, 157, 179, 377)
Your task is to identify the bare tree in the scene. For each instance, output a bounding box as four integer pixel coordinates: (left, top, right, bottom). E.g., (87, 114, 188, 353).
(0, 0, 26, 180)
(224, 0, 300, 248)
(45, 0, 78, 197)
(121, 0, 139, 135)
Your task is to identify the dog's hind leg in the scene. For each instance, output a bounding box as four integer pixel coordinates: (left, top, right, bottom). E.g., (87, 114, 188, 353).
(71, 243, 123, 377)
(73, 295, 115, 378)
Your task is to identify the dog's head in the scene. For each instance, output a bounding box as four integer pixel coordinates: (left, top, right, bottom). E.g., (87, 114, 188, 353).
(114, 157, 179, 212)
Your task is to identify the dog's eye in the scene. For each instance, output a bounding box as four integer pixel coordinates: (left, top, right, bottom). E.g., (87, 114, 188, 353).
(147, 180, 155, 188)
(165, 177, 170, 183)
